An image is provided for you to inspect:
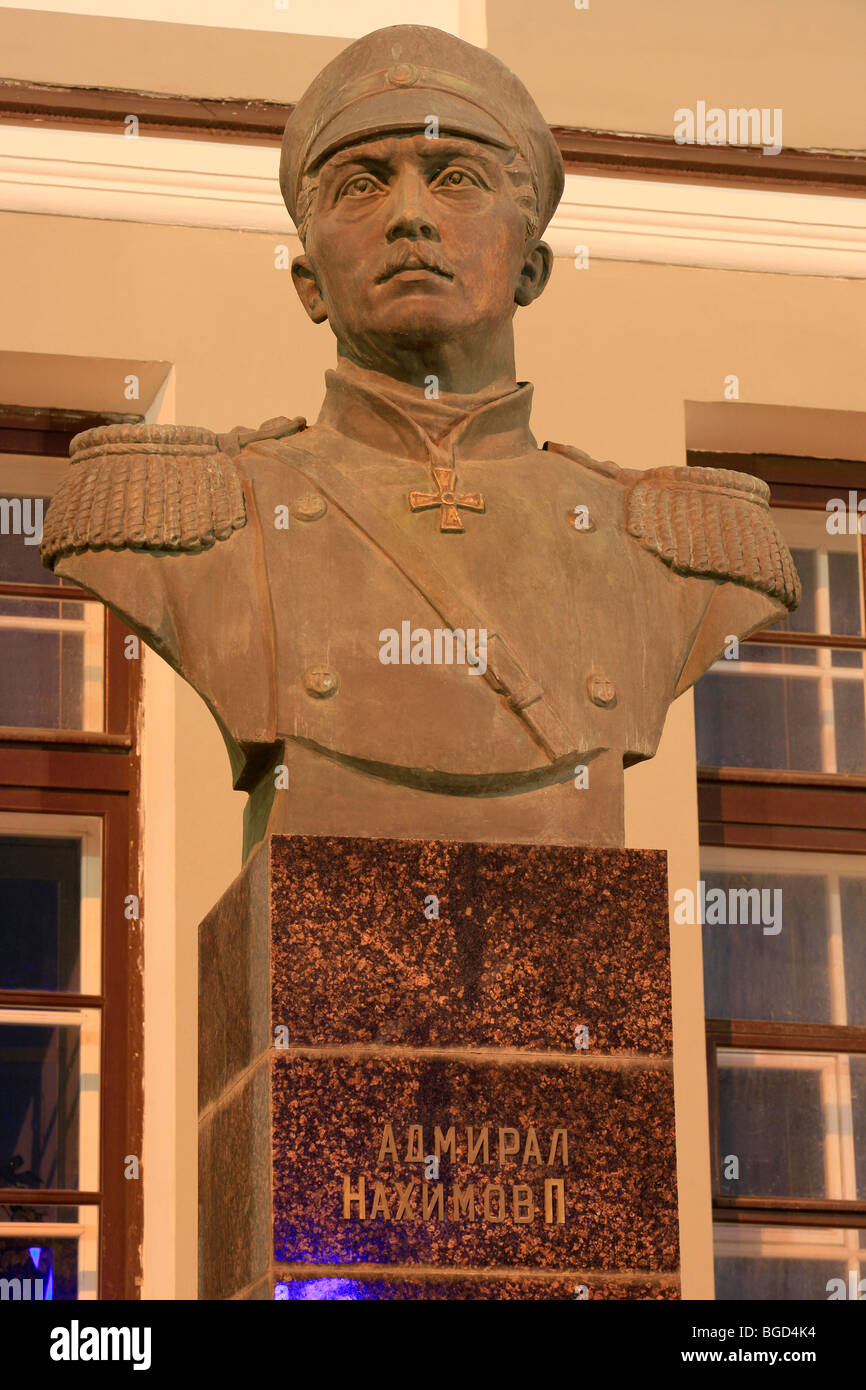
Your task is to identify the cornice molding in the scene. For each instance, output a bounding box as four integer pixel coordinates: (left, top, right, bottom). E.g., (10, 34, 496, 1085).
(1, 122, 864, 278)
(0, 79, 290, 145)
(1, 78, 865, 197)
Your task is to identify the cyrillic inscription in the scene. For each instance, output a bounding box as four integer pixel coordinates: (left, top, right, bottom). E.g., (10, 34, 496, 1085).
(341, 1124, 571, 1226)
(342, 1175, 566, 1225)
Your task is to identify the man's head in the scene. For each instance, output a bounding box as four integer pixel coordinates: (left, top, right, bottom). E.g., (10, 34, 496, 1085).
(280, 26, 564, 388)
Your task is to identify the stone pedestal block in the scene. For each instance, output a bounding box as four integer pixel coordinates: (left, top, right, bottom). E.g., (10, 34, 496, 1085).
(198, 835, 679, 1300)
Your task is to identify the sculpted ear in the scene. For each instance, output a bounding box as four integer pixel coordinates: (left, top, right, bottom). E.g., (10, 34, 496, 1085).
(291, 255, 328, 324)
(514, 239, 553, 307)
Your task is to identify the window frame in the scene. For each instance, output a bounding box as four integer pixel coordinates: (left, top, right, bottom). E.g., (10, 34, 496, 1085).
(0, 407, 143, 1300)
(693, 451, 866, 853)
(691, 450, 866, 1261)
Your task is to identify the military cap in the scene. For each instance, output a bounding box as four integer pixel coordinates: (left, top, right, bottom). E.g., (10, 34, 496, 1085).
(280, 24, 564, 236)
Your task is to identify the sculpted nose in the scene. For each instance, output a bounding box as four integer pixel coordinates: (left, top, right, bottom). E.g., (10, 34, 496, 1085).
(384, 172, 440, 243)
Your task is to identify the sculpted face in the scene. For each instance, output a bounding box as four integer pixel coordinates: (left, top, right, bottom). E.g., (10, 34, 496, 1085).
(291, 132, 552, 389)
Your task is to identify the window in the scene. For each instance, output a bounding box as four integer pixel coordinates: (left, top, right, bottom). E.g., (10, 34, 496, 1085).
(693, 452, 866, 1301)
(696, 513, 866, 776)
(0, 491, 105, 733)
(0, 406, 143, 1300)
(715, 1225, 865, 1301)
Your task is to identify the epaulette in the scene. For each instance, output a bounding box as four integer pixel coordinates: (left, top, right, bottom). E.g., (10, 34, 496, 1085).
(625, 464, 801, 610)
(40, 416, 305, 569)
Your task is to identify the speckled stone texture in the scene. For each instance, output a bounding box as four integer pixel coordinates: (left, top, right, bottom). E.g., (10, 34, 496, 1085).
(198, 835, 679, 1301)
(268, 1275, 679, 1301)
(271, 1057, 677, 1271)
(269, 837, 672, 1053)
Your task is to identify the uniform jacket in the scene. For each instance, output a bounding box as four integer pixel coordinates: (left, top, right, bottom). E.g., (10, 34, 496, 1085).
(41, 369, 800, 819)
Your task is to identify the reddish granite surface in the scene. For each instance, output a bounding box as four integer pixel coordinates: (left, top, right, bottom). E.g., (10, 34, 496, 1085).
(269, 837, 671, 1053)
(271, 1055, 677, 1271)
(270, 1274, 679, 1300)
(198, 835, 679, 1300)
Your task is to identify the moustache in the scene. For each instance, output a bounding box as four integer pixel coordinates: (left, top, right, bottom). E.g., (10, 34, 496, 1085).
(375, 245, 455, 283)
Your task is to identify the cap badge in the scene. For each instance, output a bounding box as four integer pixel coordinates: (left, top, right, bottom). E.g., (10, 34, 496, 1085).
(387, 62, 419, 87)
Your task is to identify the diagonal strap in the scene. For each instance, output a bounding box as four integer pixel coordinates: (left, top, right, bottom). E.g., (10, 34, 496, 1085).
(247, 439, 580, 762)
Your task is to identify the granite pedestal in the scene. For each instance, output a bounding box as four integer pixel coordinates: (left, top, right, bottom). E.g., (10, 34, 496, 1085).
(198, 835, 679, 1300)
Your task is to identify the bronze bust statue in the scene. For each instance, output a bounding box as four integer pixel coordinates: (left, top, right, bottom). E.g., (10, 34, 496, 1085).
(41, 25, 799, 857)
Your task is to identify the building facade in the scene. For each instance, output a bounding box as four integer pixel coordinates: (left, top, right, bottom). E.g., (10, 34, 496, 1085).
(0, 0, 864, 1300)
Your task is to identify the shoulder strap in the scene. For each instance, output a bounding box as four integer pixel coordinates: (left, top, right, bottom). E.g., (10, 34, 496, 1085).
(249, 439, 582, 764)
(217, 414, 306, 457)
(543, 439, 628, 480)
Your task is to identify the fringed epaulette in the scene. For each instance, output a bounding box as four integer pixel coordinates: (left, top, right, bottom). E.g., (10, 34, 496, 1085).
(625, 464, 801, 610)
(41, 416, 305, 569)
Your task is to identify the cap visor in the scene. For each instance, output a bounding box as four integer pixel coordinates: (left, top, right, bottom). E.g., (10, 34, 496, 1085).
(306, 88, 514, 169)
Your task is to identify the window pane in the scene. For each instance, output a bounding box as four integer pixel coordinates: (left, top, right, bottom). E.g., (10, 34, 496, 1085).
(777, 547, 818, 633)
(0, 1206, 98, 1300)
(0, 596, 104, 730)
(702, 871, 830, 1022)
(841, 879, 866, 1028)
(0, 837, 81, 992)
(733, 641, 818, 667)
(694, 515, 866, 772)
(0, 1235, 78, 1300)
(851, 1057, 866, 1201)
(715, 1224, 862, 1301)
(0, 1202, 79, 1223)
(717, 1063, 825, 1197)
(0, 496, 56, 586)
(834, 676, 866, 772)
(831, 647, 862, 668)
(0, 1024, 81, 1188)
(716, 1048, 866, 1202)
(695, 649, 866, 773)
(696, 667, 821, 770)
(829, 551, 863, 637)
(770, 539, 863, 639)
(715, 1254, 851, 1300)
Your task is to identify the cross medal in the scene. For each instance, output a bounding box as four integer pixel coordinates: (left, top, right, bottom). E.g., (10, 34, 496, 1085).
(408, 466, 485, 533)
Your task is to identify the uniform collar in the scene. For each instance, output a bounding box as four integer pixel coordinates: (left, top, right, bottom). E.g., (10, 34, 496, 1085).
(315, 359, 537, 463)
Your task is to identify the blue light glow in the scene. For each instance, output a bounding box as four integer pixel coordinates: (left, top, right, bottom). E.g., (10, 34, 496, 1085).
(275, 1278, 361, 1301)
(28, 1246, 41, 1270)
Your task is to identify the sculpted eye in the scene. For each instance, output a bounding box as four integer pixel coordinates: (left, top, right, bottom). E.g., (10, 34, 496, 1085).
(436, 168, 477, 188)
(341, 174, 381, 197)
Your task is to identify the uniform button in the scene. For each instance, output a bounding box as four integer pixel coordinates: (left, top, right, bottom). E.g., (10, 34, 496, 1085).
(292, 493, 327, 522)
(304, 665, 338, 698)
(587, 673, 616, 708)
